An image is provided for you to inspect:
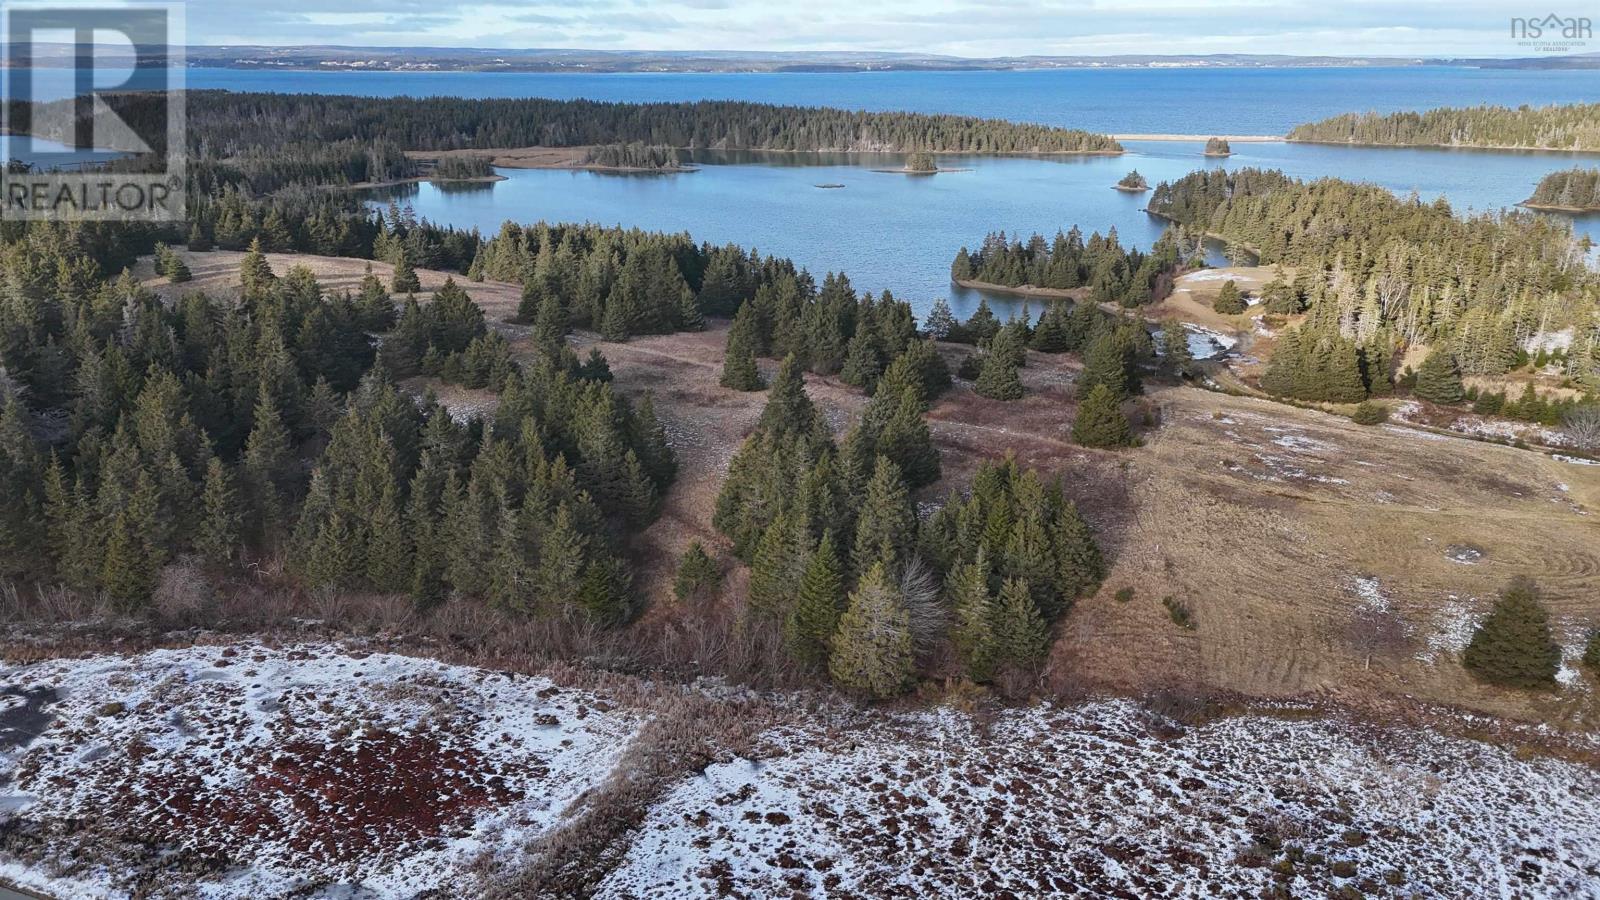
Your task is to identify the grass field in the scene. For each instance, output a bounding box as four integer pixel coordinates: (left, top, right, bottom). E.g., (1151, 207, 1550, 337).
(144, 250, 1600, 726)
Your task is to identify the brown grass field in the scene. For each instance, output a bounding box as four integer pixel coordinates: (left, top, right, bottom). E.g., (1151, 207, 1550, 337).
(144, 250, 1600, 728)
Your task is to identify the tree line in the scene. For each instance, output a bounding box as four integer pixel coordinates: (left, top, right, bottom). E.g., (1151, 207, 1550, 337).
(1287, 103, 1600, 151)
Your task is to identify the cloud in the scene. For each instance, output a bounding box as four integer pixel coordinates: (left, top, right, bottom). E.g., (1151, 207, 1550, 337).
(186, 0, 1559, 57)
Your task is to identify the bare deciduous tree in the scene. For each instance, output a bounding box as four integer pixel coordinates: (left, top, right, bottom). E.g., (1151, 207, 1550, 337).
(1563, 405, 1600, 452)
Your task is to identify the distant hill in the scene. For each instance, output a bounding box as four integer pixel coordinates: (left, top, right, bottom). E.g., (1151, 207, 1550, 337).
(9, 44, 1600, 73)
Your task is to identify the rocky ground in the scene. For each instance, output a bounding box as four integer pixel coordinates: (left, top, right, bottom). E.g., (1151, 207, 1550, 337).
(3, 642, 1599, 899)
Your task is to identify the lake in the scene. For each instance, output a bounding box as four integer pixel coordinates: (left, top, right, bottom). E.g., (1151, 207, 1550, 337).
(372, 139, 1600, 321)
(14, 65, 1600, 319)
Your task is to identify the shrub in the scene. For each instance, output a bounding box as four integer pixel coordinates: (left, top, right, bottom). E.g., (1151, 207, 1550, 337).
(1583, 629, 1600, 672)
(1114, 586, 1135, 603)
(1351, 401, 1388, 425)
(1162, 595, 1194, 629)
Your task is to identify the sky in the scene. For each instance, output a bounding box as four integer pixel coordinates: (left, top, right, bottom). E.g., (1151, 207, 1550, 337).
(181, 0, 1587, 58)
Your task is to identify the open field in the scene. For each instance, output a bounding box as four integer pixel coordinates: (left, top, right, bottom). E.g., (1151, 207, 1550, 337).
(137, 250, 1600, 727)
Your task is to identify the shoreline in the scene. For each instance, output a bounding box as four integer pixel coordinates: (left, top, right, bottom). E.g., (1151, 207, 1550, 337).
(952, 278, 1085, 300)
(1113, 133, 1280, 142)
(1519, 200, 1600, 214)
(1285, 137, 1600, 154)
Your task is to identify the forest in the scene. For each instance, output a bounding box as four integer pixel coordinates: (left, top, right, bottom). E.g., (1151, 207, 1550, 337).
(0, 179, 1125, 697)
(16, 90, 1121, 181)
(1146, 168, 1600, 394)
(1524, 167, 1600, 211)
(1287, 102, 1600, 151)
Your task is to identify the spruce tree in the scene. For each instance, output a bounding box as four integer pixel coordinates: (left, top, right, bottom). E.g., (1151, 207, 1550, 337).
(239, 237, 276, 301)
(1072, 384, 1134, 448)
(1213, 280, 1246, 314)
(366, 479, 412, 593)
(748, 513, 798, 618)
(785, 533, 845, 666)
(1079, 331, 1131, 400)
(534, 504, 586, 614)
(391, 249, 422, 294)
(577, 555, 635, 625)
(1160, 321, 1194, 377)
(948, 553, 999, 682)
(721, 301, 765, 391)
(1463, 577, 1560, 689)
(195, 458, 240, 565)
(993, 577, 1050, 673)
(1414, 348, 1467, 405)
(673, 540, 721, 603)
(840, 328, 884, 393)
(852, 456, 916, 576)
(828, 561, 914, 698)
(974, 326, 1025, 401)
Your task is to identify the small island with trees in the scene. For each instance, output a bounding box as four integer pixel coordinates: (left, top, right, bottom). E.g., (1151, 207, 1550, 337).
(581, 142, 696, 173)
(1522, 167, 1600, 212)
(1114, 170, 1150, 192)
(1203, 137, 1232, 157)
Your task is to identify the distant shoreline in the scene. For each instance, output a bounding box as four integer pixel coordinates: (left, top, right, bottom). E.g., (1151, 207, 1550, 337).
(1286, 137, 1600, 154)
(1519, 201, 1600, 213)
(1113, 134, 1281, 142)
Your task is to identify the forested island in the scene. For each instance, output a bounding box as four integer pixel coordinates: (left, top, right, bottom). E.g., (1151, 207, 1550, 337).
(24, 90, 1122, 165)
(1523, 167, 1600, 211)
(1147, 167, 1600, 400)
(1114, 170, 1149, 192)
(580, 142, 694, 172)
(1287, 102, 1600, 151)
(1203, 137, 1231, 157)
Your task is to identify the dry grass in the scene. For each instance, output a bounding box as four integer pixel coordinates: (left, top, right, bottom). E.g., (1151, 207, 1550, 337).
(125, 251, 1600, 724)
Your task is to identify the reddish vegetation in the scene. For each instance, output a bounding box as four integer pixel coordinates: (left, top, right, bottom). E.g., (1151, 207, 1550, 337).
(105, 729, 518, 866)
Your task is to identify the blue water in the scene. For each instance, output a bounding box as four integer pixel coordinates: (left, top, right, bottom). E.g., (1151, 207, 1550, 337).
(170, 66, 1600, 137)
(15, 64, 1600, 320)
(374, 140, 1600, 320)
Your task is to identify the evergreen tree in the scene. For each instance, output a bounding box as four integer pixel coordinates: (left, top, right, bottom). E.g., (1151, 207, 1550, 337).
(239, 237, 276, 301)
(852, 456, 916, 576)
(721, 301, 765, 391)
(533, 504, 586, 614)
(993, 576, 1050, 673)
(1078, 331, 1131, 400)
(974, 325, 1025, 400)
(1160, 321, 1194, 377)
(840, 327, 884, 393)
(748, 513, 799, 618)
(828, 561, 914, 698)
(1414, 348, 1467, 405)
(1463, 577, 1560, 689)
(785, 532, 845, 666)
(948, 553, 999, 682)
(672, 540, 721, 603)
(1072, 384, 1134, 448)
(195, 458, 240, 565)
(391, 249, 422, 294)
(1213, 280, 1246, 314)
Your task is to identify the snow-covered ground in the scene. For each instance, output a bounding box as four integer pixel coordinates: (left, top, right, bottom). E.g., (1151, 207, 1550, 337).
(4, 645, 1599, 899)
(0, 643, 642, 899)
(597, 701, 1600, 898)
